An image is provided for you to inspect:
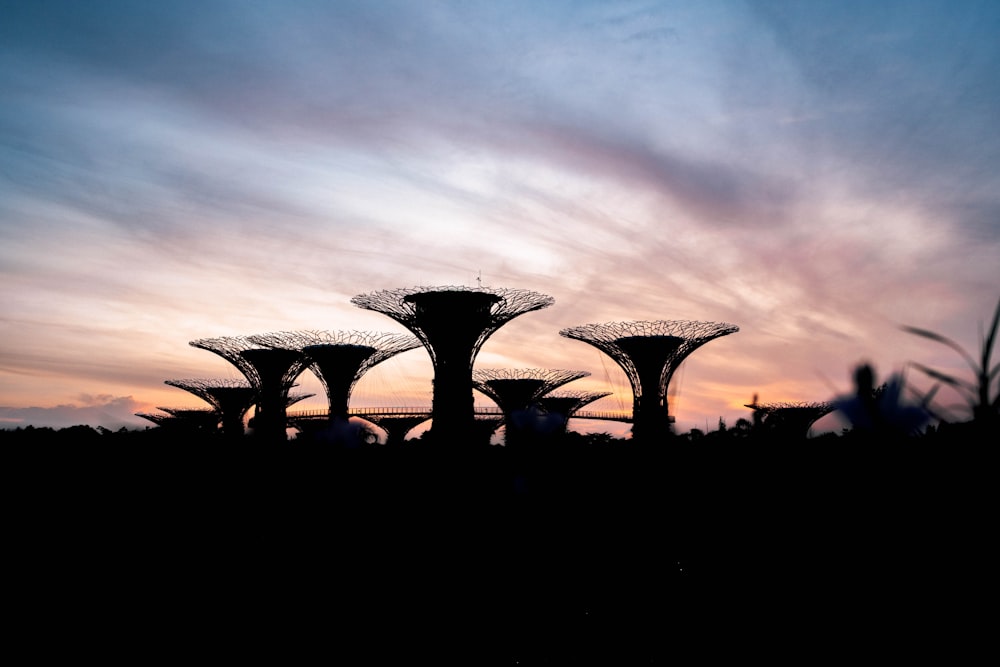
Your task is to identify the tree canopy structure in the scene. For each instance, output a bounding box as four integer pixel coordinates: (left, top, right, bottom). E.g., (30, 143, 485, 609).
(189, 336, 309, 442)
(284, 392, 315, 408)
(474, 368, 588, 416)
(744, 400, 835, 440)
(135, 407, 218, 432)
(473, 368, 590, 445)
(537, 390, 613, 433)
(560, 320, 739, 441)
(361, 414, 429, 447)
(164, 378, 257, 439)
(248, 330, 421, 420)
(351, 285, 555, 443)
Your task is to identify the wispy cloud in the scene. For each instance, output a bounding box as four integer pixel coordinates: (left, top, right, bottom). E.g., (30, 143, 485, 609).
(1, 1, 998, 434)
(0, 395, 149, 430)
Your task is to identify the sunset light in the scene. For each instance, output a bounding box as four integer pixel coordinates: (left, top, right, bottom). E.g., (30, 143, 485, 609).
(2, 3, 996, 659)
(1, 1, 997, 436)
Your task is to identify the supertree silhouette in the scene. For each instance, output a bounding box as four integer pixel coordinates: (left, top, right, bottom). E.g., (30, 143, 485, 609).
(351, 285, 554, 443)
(135, 412, 169, 427)
(135, 407, 219, 432)
(472, 368, 590, 445)
(283, 391, 315, 408)
(362, 414, 430, 447)
(164, 379, 257, 439)
(248, 330, 421, 420)
(537, 390, 613, 434)
(189, 336, 310, 442)
(560, 320, 739, 441)
(744, 399, 835, 440)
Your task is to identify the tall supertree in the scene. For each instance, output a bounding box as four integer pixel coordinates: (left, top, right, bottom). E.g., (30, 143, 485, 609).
(537, 390, 613, 434)
(351, 285, 555, 444)
(164, 379, 257, 439)
(248, 330, 421, 420)
(744, 400, 835, 440)
(560, 320, 739, 442)
(472, 368, 590, 445)
(189, 336, 309, 443)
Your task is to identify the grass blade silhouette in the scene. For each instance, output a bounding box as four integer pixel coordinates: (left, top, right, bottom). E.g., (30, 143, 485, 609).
(902, 296, 1000, 425)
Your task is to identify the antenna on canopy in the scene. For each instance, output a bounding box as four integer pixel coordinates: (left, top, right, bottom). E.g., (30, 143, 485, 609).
(476, 270, 482, 288)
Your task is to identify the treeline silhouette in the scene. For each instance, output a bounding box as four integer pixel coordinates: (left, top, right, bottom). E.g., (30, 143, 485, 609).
(3, 420, 991, 661)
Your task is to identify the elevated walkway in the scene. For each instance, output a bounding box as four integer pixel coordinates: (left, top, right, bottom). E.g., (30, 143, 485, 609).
(286, 406, 634, 422)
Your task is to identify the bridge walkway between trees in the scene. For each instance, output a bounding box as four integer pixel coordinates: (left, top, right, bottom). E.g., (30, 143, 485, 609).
(286, 406, 634, 423)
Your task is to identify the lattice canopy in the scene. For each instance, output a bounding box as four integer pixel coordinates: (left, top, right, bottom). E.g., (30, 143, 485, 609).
(163, 379, 257, 437)
(351, 285, 555, 369)
(538, 390, 613, 418)
(559, 320, 739, 400)
(250, 331, 421, 417)
(248, 330, 421, 415)
(164, 378, 256, 411)
(744, 400, 835, 415)
(560, 319, 738, 439)
(351, 285, 554, 441)
(136, 408, 218, 430)
(189, 336, 312, 441)
(189, 336, 309, 390)
(135, 412, 171, 426)
(285, 391, 315, 407)
(472, 368, 590, 412)
(249, 330, 420, 357)
(748, 400, 834, 434)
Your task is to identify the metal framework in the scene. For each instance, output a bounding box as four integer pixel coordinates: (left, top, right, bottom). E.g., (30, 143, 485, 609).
(248, 330, 421, 419)
(744, 400, 835, 439)
(473, 368, 591, 445)
(164, 378, 257, 438)
(362, 415, 430, 447)
(473, 368, 590, 415)
(560, 320, 739, 441)
(285, 391, 315, 408)
(135, 407, 219, 431)
(135, 412, 175, 428)
(537, 390, 613, 432)
(189, 335, 309, 442)
(351, 285, 555, 442)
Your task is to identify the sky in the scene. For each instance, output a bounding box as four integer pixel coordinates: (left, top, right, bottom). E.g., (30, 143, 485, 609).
(2, 0, 998, 435)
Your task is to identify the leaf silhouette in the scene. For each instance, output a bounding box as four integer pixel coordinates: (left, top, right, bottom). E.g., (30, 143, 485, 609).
(902, 296, 1000, 425)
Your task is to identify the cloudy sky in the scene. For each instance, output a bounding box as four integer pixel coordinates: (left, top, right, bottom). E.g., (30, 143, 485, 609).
(2, 0, 998, 434)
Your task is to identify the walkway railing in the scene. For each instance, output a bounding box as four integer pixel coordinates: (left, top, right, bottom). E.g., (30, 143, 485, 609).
(285, 406, 634, 422)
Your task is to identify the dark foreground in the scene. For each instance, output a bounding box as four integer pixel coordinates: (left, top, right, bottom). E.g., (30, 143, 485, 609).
(4, 429, 993, 663)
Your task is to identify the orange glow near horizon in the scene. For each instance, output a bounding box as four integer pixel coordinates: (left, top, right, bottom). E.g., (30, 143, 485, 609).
(1, 3, 997, 436)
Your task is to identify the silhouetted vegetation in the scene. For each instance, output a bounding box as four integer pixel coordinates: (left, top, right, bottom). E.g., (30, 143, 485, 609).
(2, 414, 991, 662)
(6, 295, 996, 660)
(903, 295, 1000, 436)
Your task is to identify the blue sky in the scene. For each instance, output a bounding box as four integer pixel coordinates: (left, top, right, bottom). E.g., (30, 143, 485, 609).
(2, 0, 998, 433)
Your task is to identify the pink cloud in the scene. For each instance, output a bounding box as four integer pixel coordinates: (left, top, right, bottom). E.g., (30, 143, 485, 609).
(0, 396, 151, 430)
